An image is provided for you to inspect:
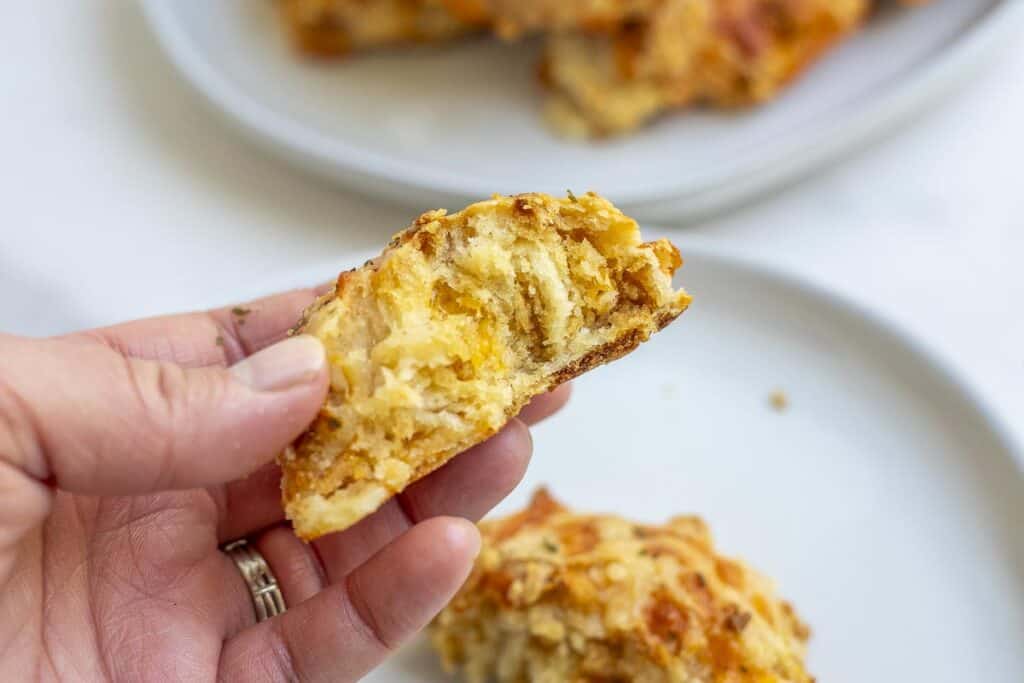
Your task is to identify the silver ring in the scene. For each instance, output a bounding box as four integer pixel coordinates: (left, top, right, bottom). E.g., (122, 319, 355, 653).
(224, 539, 287, 622)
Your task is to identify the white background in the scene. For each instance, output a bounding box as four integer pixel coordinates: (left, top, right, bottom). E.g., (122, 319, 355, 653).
(1, 3, 1021, 447)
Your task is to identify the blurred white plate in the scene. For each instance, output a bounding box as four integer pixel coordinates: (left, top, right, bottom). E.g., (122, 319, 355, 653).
(256, 244, 1024, 682)
(143, 1, 1022, 222)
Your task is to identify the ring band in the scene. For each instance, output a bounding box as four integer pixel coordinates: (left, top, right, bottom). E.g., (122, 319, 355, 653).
(224, 539, 287, 622)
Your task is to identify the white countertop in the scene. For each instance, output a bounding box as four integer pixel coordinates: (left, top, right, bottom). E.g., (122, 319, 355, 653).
(2, 3, 1022, 446)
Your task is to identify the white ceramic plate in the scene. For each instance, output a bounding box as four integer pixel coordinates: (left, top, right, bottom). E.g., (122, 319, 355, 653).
(251, 245, 1023, 682)
(144, 0, 1023, 222)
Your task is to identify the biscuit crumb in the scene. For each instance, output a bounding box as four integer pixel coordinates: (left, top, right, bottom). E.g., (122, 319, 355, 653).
(769, 390, 789, 412)
(232, 306, 252, 327)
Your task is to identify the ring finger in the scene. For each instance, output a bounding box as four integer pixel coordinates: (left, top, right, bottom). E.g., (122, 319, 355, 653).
(219, 517, 480, 682)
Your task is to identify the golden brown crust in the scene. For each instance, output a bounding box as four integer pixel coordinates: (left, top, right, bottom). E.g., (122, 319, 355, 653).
(281, 193, 690, 540)
(545, 308, 681, 389)
(280, 0, 473, 57)
(543, 0, 872, 137)
(440, 0, 663, 38)
(431, 489, 814, 683)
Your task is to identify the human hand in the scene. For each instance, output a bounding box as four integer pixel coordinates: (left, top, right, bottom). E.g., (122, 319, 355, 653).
(0, 286, 569, 680)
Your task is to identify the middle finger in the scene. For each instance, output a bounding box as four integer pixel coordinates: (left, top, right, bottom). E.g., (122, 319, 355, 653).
(215, 385, 571, 543)
(312, 418, 532, 581)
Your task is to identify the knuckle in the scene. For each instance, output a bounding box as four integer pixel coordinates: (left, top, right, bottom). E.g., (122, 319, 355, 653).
(206, 311, 249, 366)
(123, 358, 193, 488)
(343, 574, 395, 653)
(266, 618, 302, 683)
(0, 348, 54, 562)
(0, 370, 46, 480)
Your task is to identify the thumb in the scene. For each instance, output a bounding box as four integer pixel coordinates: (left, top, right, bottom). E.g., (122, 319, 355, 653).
(0, 333, 328, 496)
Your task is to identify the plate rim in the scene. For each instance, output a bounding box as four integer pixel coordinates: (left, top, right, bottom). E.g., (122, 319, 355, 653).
(241, 241, 1023, 477)
(140, 1, 1024, 219)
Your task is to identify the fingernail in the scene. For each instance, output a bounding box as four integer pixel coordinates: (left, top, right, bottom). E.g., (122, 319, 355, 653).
(230, 335, 325, 392)
(448, 519, 482, 560)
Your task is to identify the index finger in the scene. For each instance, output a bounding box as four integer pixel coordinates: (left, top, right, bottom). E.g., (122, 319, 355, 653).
(68, 283, 331, 368)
